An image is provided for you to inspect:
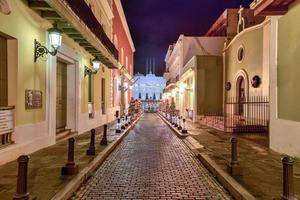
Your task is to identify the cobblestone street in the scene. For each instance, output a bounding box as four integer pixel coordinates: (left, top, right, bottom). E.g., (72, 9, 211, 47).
(73, 114, 231, 199)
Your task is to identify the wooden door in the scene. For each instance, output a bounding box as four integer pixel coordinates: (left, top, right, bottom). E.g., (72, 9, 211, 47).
(238, 78, 245, 115)
(56, 61, 67, 131)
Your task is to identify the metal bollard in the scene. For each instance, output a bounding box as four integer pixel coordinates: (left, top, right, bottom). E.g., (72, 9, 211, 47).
(61, 138, 78, 176)
(181, 118, 188, 134)
(100, 124, 108, 146)
(281, 156, 295, 200)
(125, 115, 129, 127)
(13, 155, 30, 200)
(121, 117, 126, 130)
(115, 110, 119, 119)
(174, 116, 178, 127)
(227, 137, 241, 175)
(230, 137, 238, 167)
(177, 117, 182, 130)
(86, 129, 96, 156)
(116, 118, 121, 133)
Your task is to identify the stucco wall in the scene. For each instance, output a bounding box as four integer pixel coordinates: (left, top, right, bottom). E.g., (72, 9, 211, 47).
(0, 0, 47, 125)
(269, 3, 300, 158)
(225, 21, 270, 99)
(196, 56, 223, 115)
(277, 3, 300, 122)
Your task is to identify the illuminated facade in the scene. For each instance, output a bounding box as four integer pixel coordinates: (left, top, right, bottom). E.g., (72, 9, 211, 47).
(0, 0, 132, 165)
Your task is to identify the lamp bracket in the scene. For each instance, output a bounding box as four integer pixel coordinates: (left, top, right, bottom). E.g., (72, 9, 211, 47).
(84, 66, 98, 77)
(34, 39, 57, 62)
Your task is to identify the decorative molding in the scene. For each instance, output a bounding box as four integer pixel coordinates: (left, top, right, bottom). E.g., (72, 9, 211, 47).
(0, 0, 11, 15)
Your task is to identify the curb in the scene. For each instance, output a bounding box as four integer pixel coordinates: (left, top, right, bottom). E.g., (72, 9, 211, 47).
(158, 113, 256, 200)
(51, 115, 142, 200)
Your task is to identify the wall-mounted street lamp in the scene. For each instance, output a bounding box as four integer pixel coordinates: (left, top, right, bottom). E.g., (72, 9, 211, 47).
(84, 56, 101, 77)
(34, 24, 62, 62)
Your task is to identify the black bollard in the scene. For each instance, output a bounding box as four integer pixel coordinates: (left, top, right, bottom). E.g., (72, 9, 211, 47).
(115, 110, 119, 119)
(86, 129, 96, 156)
(61, 138, 78, 176)
(13, 155, 30, 200)
(100, 124, 108, 146)
(227, 137, 241, 175)
(281, 156, 295, 200)
(125, 115, 129, 127)
(230, 137, 238, 167)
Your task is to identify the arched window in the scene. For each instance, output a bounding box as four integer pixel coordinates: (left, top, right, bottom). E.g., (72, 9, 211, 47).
(153, 93, 156, 100)
(138, 93, 142, 99)
(146, 93, 149, 100)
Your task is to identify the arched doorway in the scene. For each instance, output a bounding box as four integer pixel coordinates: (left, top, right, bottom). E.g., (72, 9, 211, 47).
(237, 76, 245, 115)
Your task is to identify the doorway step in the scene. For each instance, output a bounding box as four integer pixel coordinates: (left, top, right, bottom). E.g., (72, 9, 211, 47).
(56, 129, 77, 142)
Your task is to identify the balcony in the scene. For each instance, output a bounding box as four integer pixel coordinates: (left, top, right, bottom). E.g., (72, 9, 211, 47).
(65, 0, 118, 60)
(27, 0, 118, 68)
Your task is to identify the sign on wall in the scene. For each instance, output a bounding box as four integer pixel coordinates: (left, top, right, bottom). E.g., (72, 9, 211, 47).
(25, 90, 43, 109)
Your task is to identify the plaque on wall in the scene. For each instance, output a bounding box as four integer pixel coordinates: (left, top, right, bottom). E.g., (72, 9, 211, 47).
(25, 90, 43, 109)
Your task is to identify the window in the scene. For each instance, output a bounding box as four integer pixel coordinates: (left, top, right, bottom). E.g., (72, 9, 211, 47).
(146, 93, 149, 100)
(101, 78, 106, 114)
(87, 73, 94, 118)
(0, 36, 8, 106)
(237, 46, 245, 62)
(88, 74, 93, 103)
(114, 78, 118, 106)
(139, 93, 142, 99)
(153, 93, 156, 100)
(160, 93, 162, 100)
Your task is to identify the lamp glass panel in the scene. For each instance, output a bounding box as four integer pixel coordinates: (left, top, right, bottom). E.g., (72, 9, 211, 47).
(93, 61, 100, 71)
(49, 32, 62, 49)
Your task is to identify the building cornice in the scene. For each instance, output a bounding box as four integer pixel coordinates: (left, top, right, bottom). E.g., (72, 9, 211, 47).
(114, 0, 135, 52)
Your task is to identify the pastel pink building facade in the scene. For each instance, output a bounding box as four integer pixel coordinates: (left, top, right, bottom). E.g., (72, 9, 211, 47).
(112, 0, 135, 113)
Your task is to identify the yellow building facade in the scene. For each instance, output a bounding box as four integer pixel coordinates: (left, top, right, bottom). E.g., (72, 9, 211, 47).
(0, 0, 120, 164)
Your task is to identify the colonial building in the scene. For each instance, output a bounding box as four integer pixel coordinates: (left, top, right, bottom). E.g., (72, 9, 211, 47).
(112, 0, 135, 115)
(0, 0, 131, 165)
(133, 58, 166, 112)
(163, 35, 225, 121)
(250, 0, 300, 157)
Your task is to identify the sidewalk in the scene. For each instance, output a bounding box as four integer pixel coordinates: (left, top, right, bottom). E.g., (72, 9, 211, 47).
(0, 121, 128, 199)
(186, 120, 300, 199)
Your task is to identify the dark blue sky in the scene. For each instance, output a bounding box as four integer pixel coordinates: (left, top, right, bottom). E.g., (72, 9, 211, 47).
(122, 0, 252, 76)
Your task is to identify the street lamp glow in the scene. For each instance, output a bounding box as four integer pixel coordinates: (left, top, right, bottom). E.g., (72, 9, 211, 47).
(92, 56, 101, 71)
(48, 26, 62, 49)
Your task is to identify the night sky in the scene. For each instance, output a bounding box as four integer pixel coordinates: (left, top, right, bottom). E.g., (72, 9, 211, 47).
(122, 0, 253, 76)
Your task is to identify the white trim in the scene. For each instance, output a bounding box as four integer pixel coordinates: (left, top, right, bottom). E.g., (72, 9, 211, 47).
(114, 0, 135, 52)
(48, 42, 81, 139)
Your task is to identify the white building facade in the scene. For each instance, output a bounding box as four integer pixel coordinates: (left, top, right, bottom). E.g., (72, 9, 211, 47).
(133, 73, 166, 101)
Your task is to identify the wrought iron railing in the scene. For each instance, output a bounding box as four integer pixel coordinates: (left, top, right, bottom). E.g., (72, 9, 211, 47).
(65, 0, 118, 60)
(199, 96, 270, 133)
